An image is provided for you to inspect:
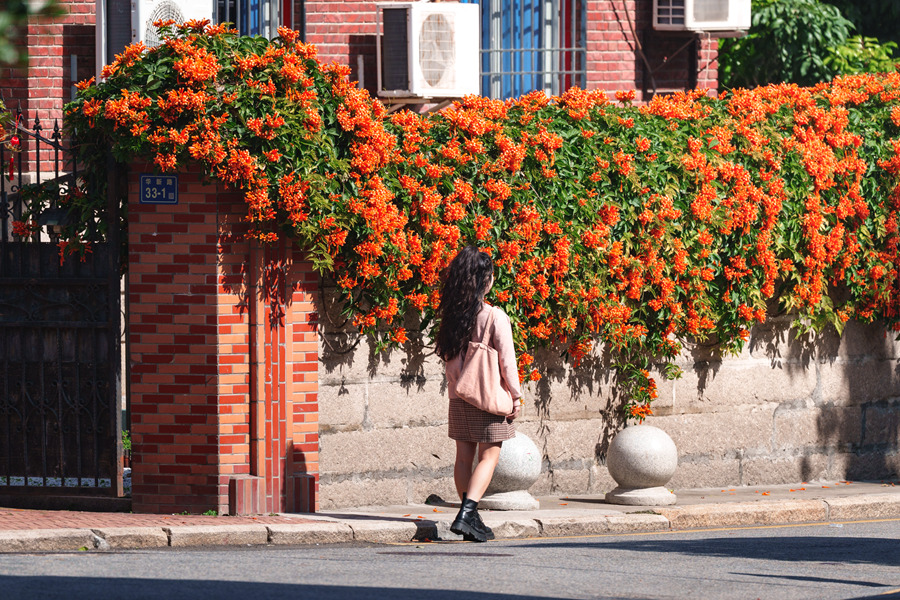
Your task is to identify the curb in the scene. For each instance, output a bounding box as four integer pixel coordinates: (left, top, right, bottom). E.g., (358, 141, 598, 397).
(91, 526, 169, 549)
(0, 529, 98, 552)
(0, 493, 897, 553)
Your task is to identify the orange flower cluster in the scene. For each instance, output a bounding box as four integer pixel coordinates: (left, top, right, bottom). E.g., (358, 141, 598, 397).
(67, 24, 900, 420)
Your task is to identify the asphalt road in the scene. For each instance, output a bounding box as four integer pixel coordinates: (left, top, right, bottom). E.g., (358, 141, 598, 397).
(1, 519, 898, 600)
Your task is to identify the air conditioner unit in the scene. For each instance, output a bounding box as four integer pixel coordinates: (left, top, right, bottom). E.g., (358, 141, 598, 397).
(653, 0, 751, 32)
(132, 0, 215, 47)
(376, 2, 480, 98)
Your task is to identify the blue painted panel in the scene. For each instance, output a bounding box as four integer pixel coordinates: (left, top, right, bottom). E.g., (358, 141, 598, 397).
(462, 0, 544, 99)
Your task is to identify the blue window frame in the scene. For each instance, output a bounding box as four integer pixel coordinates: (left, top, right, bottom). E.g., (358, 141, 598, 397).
(462, 0, 587, 99)
(217, 0, 280, 38)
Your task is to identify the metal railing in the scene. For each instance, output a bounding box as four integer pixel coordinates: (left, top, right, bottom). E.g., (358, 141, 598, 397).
(1, 105, 75, 248)
(0, 105, 124, 498)
(216, 0, 282, 39)
(481, 0, 587, 99)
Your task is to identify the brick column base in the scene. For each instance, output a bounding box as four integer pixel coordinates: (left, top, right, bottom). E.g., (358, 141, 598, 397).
(286, 473, 317, 513)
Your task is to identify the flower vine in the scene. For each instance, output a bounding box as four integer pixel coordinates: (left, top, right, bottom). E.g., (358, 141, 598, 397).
(52, 22, 900, 421)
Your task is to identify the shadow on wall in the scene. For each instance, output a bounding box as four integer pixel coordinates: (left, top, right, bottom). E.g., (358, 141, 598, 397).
(816, 321, 900, 481)
(317, 277, 900, 489)
(317, 279, 627, 471)
(349, 35, 378, 96)
(63, 24, 96, 103)
(317, 278, 434, 396)
(747, 310, 899, 483)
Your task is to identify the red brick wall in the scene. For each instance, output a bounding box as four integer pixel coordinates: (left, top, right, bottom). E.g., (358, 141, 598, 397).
(0, 0, 95, 116)
(128, 164, 319, 514)
(1, 0, 96, 174)
(584, 0, 718, 99)
(300, 0, 378, 93)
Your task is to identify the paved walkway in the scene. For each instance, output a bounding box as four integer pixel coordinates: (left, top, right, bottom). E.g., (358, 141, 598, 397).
(1, 480, 898, 552)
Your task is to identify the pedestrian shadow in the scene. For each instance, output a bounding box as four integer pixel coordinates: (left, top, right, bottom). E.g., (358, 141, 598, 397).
(511, 535, 900, 568)
(0, 577, 576, 600)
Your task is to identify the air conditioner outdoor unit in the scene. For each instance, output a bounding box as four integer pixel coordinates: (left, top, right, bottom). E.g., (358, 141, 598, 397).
(376, 2, 480, 98)
(653, 0, 751, 32)
(132, 0, 215, 47)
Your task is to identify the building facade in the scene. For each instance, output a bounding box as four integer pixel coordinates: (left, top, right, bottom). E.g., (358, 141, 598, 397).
(2, 0, 726, 514)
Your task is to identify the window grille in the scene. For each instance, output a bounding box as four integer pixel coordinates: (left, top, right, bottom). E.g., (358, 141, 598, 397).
(464, 0, 587, 99)
(216, 0, 281, 38)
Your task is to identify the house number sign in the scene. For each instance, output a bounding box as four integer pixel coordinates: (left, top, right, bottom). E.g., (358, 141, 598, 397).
(140, 174, 178, 204)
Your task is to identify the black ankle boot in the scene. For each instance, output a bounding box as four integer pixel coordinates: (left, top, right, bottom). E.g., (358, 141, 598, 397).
(472, 507, 495, 541)
(450, 498, 487, 542)
(460, 493, 494, 540)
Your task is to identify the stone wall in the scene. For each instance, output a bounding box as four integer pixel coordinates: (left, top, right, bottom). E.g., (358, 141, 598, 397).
(318, 284, 900, 509)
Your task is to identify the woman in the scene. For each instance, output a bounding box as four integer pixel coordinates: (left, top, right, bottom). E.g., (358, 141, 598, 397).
(436, 246, 523, 542)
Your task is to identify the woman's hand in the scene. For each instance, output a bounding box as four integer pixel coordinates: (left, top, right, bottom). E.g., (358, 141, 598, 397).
(507, 399, 522, 420)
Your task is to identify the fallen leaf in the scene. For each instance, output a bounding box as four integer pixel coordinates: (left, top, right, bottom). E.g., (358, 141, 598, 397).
(761, 492, 770, 496)
(402, 514, 411, 517)
(559, 503, 568, 506)
(822, 485, 829, 488)
(432, 508, 443, 512)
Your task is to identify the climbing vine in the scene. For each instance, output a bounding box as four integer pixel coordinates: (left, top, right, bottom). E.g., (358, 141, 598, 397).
(38, 21, 900, 420)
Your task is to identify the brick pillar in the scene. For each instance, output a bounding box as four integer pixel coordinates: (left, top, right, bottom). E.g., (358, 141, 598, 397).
(128, 164, 319, 514)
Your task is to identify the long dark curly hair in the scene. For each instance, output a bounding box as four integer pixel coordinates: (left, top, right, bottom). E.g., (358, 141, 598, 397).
(435, 246, 494, 361)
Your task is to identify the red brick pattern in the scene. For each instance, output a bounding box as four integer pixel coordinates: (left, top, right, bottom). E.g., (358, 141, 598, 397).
(0, 0, 96, 173)
(128, 165, 319, 514)
(0, 507, 315, 529)
(584, 0, 719, 99)
(300, 0, 378, 93)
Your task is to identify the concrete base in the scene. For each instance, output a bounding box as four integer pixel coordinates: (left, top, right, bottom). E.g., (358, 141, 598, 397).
(479, 490, 540, 510)
(605, 486, 677, 506)
(0, 493, 132, 513)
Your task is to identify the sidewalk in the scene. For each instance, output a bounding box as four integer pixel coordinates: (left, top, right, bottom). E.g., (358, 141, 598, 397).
(1, 480, 898, 552)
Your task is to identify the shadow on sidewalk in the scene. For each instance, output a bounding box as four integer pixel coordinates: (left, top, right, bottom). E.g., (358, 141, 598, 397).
(2, 577, 575, 600)
(512, 535, 900, 567)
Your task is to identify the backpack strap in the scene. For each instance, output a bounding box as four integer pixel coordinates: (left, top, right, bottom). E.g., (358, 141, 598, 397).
(479, 306, 496, 346)
(461, 306, 496, 363)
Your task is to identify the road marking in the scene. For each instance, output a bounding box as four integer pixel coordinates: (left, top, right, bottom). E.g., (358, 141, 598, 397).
(388, 517, 900, 545)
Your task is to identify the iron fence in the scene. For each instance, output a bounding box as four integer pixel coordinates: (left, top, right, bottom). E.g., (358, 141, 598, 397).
(0, 106, 123, 498)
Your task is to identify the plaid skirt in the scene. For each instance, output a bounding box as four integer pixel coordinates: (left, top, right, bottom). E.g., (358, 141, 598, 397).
(448, 397, 516, 443)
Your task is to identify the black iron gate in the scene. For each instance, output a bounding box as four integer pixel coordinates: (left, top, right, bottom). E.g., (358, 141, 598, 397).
(0, 109, 123, 500)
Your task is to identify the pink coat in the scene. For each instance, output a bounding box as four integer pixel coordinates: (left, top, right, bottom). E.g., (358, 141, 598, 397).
(445, 303, 523, 401)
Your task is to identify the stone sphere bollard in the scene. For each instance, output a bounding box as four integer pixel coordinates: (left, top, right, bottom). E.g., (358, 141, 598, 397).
(605, 424, 677, 506)
(479, 432, 542, 510)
